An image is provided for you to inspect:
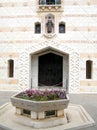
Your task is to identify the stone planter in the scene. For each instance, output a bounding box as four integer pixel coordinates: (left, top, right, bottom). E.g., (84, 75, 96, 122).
(11, 92, 69, 120)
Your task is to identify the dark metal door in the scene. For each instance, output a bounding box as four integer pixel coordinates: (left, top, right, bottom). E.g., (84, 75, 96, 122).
(38, 53, 63, 87)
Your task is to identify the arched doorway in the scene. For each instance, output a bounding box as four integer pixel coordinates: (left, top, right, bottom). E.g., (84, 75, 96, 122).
(38, 53, 63, 87)
(19, 44, 80, 92)
(31, 49, 69, 89)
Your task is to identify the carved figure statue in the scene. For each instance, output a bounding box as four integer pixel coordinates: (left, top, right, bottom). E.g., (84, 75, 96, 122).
(46, 19, 54, 33)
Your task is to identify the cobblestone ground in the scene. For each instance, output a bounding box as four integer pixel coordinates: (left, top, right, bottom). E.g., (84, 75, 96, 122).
(0, 91, 97, 130)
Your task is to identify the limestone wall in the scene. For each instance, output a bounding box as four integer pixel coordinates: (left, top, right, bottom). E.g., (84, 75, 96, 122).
(0, 0, 97, 92)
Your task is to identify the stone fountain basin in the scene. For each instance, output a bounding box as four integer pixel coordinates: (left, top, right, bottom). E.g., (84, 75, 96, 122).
(11, 93, 69, 112)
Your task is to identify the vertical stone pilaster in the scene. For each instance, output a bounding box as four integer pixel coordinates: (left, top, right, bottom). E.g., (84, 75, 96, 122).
(38, 112, 45, 119)
(31, 111, 45, 119)
(57, 109, 64, 117)
(69, 52, 80, 92)
(31, 111, 38, 119)
(16, 107, 23, 115)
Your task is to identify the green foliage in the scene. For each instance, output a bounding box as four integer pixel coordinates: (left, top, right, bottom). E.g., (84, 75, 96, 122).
(17, 89, 66, 101)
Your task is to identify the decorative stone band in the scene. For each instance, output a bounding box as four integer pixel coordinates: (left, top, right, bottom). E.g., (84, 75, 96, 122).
(0, 14, 97, 19)
(0, 79, 18, 84)
(39, 5, 62, 12)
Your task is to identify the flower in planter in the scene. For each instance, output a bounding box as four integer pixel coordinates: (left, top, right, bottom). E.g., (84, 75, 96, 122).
(17, 89, 67, 101)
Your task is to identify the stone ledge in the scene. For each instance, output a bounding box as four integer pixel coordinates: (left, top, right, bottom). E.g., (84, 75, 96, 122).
(0, 103, 95, 130)
(39, 5, 62, 12)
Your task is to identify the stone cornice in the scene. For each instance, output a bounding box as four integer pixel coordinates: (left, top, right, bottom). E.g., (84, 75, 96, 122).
(38, 4, 63, 12)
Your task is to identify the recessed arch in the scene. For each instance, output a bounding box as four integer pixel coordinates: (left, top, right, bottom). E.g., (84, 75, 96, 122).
(30, 48, 69, 89)
(30, 46, 69, 56)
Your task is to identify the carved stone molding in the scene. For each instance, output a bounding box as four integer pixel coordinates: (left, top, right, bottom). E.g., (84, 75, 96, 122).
(39, 5, 62, 12)
(44, 33, 56, 38)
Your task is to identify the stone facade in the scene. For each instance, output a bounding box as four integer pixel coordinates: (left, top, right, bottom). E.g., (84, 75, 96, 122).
(0, 0, 97, 93)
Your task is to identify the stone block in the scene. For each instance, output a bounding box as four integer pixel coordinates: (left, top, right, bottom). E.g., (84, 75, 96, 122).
(31, 111, 37, 119)
(16, 107, 23, 115)
(57, 109, 64, 117)
(38, 112, 45, 119)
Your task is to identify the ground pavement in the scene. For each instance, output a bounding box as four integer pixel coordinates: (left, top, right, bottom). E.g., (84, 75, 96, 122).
(0, 91, 97, 130)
